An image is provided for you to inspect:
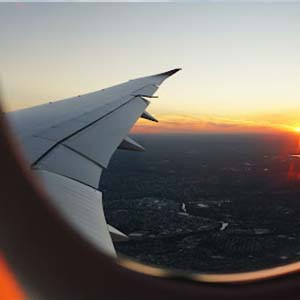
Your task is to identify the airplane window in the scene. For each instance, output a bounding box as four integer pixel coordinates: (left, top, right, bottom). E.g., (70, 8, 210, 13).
(5, 106, 300, 281)
(2, 2, 300, 284)
(3, 98, 300, 288)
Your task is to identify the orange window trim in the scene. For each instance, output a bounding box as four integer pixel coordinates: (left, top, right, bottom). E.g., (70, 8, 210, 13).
(0, 253, 25, 300)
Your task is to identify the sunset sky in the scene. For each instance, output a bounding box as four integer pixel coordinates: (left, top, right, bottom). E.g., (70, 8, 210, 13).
(1, 3, 300, 134)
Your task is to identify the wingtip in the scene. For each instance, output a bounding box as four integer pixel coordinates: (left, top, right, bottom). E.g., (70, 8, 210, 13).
(156, 68, 182, 77)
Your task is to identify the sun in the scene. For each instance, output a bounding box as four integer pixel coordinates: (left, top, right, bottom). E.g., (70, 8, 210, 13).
(295, 127, 300, 133)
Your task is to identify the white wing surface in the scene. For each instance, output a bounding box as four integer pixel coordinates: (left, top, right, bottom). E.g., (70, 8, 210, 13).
(5, 69, 181, 256)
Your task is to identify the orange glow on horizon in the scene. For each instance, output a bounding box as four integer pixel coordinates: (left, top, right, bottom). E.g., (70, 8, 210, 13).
(132, 114, 300, 135)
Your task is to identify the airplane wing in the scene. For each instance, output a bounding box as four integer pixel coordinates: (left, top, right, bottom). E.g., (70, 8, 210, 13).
(5, 68, 181, 257)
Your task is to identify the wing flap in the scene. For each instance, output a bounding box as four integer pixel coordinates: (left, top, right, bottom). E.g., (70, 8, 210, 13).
(33, 96, 148, 186)
(16, 136, 56, 163)
(35, 95, 133, 142)
(35, 170, 116, 256)
(36, 145, 102, 188)
(62, 96, 148, 168)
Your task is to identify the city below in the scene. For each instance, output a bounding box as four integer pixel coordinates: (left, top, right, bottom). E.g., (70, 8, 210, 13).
(101, 133, 300, 273)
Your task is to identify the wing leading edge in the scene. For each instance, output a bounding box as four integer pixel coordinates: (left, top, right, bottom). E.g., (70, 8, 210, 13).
(6, 68, 181, 256)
